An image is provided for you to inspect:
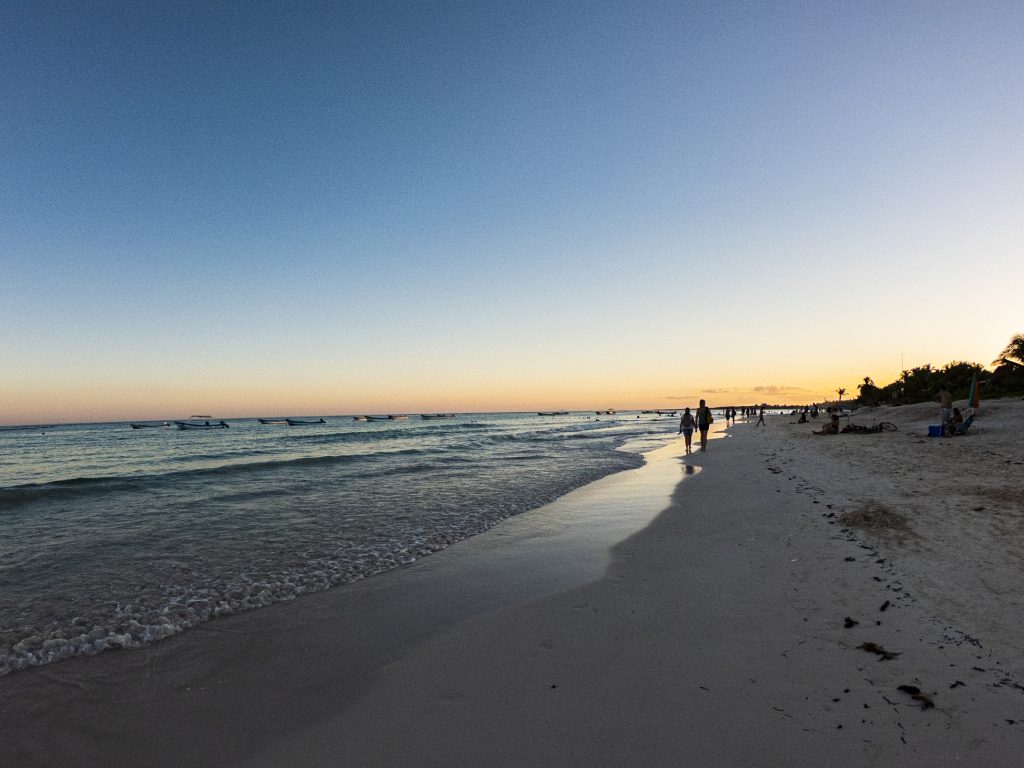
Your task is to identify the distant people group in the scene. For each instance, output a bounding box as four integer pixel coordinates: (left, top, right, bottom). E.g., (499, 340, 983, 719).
(675, 400, 837, 453)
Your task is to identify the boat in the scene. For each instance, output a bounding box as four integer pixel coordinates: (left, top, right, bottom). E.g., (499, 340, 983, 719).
(537, 411, 569, 416)
(353, 416, 369, 422)
(387, 415, 409, 420)
(130, 422, 170, 429)
(595, 409, 616, 415)
(175, 420, 229, 430)
(364, 416, 390, 421)
(654, 410, 677, 416)
(258, 418, 289, 425)
(420, 413, 456, 420)
(285, 418, 326, 426)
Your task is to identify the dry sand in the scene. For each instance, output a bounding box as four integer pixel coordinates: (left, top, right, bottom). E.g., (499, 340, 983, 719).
(1, 405, 1022, 766)
(760, 398, 1024, 679)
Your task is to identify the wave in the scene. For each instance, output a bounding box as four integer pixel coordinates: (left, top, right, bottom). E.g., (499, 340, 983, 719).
(0, 420, 655, 676)
(283, 419, 494, 445)
(0, 419, 657, 510)
(0, 448, 433, 510)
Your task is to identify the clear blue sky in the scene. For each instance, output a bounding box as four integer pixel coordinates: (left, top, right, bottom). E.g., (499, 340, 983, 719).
(3, 1, 1023, 422)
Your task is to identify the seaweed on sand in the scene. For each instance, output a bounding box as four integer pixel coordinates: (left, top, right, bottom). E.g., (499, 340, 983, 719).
(839, 501, 910, 531)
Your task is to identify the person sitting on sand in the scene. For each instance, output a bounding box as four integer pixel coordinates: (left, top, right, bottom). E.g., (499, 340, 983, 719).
(813, 414, 840, 435)
(951, 407, 964, 428)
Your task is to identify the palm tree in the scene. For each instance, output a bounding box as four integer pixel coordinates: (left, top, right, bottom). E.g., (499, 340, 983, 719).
(836, 387, 847, 402)
(993, 333, 1024, 369)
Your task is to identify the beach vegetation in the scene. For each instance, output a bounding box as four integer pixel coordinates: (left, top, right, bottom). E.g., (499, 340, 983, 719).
(854, 333, 1024, 406)
(989, 355, 1024, 394)
(993, 333, 1024, 370)
(894, 362, 984, 404)
(857, 377, 884, 406)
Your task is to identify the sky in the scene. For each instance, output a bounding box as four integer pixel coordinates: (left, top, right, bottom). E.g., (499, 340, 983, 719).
(2, 1, 1022, 424)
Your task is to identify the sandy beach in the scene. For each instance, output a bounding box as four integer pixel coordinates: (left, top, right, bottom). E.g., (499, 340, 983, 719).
(2, 403, 1023, 766)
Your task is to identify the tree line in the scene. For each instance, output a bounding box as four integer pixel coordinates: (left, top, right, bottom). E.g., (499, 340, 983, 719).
(855, 334, 1024, 406)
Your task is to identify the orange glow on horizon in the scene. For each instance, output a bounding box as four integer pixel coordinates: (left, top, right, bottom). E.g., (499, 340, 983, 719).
(1, 375, 898, 426)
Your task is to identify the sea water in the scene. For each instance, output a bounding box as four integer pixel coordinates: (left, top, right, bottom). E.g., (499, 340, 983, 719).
(0, 412, 676, 675)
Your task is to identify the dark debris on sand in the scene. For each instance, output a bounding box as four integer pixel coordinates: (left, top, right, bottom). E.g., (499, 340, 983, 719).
(859, 642, 901, 661)
(897, 684, 935, 710)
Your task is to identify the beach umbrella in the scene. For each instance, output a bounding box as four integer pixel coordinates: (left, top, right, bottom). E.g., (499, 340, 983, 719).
(967, 372, 980, 412)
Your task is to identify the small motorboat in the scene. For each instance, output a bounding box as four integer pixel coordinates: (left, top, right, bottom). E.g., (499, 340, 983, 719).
(258, 418, 289, 425)
(175, 420, 229, 430)
(353, 416, 369, 422)
(387, 415, 409, 420)
(130, 422, 170, 429)
(420, 413, 456, 420)
(595, 409, 616, 415)
(285, 418, 326, 426)
(365, 416, 390, 421)
(537, 411, 569, 416)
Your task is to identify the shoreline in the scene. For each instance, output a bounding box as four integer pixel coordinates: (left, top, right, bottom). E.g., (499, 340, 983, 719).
(0, 414, 656, 676)
(0, 433, 694, 766)
(242, 418, 1021, 767)
(3, 414, 1022, 765)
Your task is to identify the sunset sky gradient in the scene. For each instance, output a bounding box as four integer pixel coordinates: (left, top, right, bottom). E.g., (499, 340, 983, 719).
(3, 1, 1022, 424)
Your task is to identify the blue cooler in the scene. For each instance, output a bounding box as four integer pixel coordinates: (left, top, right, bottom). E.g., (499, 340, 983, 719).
(928, 425, 944, 437)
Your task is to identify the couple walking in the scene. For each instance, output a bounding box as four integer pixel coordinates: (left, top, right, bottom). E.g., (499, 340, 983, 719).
(678, 399, 713, 454)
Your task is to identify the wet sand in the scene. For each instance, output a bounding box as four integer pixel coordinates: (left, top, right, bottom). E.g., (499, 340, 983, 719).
(2, 416, 1022, 766)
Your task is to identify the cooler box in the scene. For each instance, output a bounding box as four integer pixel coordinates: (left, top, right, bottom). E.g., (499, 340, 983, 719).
(928, 425, 944, 437)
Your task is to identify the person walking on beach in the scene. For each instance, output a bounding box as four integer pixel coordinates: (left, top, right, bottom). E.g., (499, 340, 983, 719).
(695, 399, 713, 451)
(678, 407, 696, 454)
(756, 403, 766, 426)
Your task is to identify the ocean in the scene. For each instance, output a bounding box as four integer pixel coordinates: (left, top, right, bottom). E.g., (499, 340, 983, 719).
(0, 412, 676, 675)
